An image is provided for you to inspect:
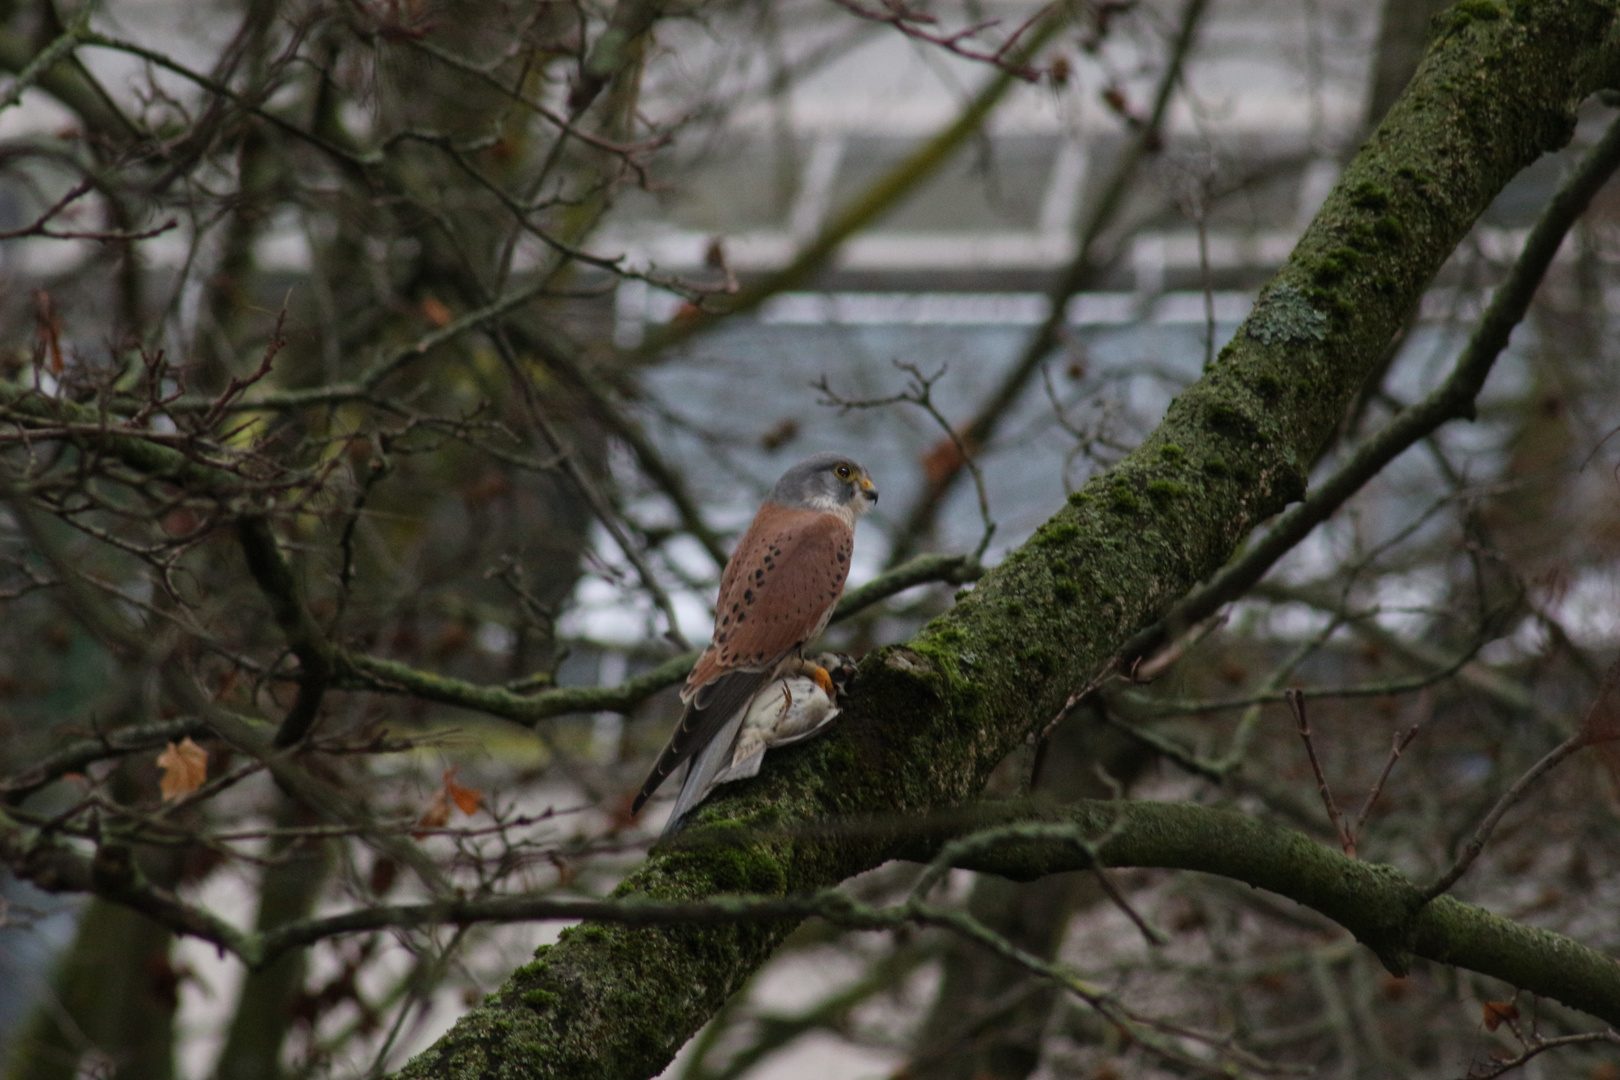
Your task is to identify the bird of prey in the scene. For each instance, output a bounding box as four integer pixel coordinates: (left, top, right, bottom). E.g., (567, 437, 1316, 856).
(633, 453, 878, 835)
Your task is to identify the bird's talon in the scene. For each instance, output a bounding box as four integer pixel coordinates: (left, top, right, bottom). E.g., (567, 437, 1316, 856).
(810, 664, 835, 696)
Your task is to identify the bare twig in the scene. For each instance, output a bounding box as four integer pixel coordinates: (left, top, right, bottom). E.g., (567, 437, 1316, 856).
(887, 0, 1209, 564)
(0, 12, 90, 114)
(1286, 689, 1352, 855)
(337, 552, 980, 726)
(1348, 723, 1420, 847)
(1423, 731, 1587, 900)
(825, 0, 1057, 80)
(1459, 1026, 1620, 1079)
(633, 8, 1071, 356)
(818, 360, 998, 560)
(489, 331, 691, 650)
(238, 516, 338, 747)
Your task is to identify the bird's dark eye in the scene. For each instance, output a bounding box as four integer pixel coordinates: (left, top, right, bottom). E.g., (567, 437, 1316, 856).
(834, 464, 853, 480)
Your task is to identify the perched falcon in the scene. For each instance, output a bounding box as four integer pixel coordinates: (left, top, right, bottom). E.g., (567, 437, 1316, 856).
(633, 453, 878, 835)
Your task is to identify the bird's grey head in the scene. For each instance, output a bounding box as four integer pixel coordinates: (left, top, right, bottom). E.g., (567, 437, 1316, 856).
(769, 452, 878, 521)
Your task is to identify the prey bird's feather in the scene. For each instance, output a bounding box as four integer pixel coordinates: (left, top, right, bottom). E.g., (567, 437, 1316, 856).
(632, 669, 769, 815)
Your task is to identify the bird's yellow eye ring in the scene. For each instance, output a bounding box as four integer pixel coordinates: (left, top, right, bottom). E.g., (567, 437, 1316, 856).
(834, 464, 853, 480)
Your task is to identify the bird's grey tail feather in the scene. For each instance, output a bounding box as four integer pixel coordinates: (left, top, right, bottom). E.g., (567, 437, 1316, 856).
(633, 668, 770, 814)
(662, 706, 748, 838)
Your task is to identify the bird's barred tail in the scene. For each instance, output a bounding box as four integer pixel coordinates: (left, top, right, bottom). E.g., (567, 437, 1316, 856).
(661, 707, 750, 838)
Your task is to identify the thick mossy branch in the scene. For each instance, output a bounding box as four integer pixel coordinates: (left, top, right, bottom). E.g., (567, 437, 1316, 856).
(0, 383, 250, 494)
(399, 6, 1620, 1079)
(896, 801, 1620, 1026)
(1122, 109, 1620, 663)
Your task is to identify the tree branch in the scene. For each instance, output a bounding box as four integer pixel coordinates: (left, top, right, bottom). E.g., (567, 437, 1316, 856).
(1122, 105, 1620, 667)
(238, 517, 337, 746)
(336, 553, 980, 725)
(632, 7, 1070, 355)
(888, 0, 1210, 564)
(0, 715, 210, 803)
(39, 798, 1607, 1031)
(396, 7, 1620, 1078)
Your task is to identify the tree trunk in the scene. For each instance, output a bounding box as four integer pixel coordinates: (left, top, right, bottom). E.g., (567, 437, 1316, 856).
(384, 4, 1620, 1075)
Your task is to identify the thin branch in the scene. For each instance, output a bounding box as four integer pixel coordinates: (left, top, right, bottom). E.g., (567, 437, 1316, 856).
(1348, 722, 1420, 846)
(1115, 636, 1486, 718)
(1457, 1028, 1620, 1080)
(19, 798, 1614, 1036)
(0, 811, 253, 956)
(0, 716, 209, 803)
(238, 516, 336, 747)
(80, 30, 379, 172)
(335, 553, 980, 725)
(1286, 689, 1352, 855)
(0, 12, 91, 114)
(819, 361, 998, 560)
(1422, 732, 1587, 901)
(633, 7, 1070, 356)
(887, 0, 1209, 564)
(825, 0, 1057, 80)
(489, 330, 691, 650)
(516, 323, 731, 568)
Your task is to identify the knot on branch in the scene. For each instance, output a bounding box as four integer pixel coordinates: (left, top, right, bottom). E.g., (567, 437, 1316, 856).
(1347, 862, 1428, 978)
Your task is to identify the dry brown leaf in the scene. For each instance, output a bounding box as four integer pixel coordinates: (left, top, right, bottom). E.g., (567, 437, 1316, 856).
(157, 738, 208, 800)
(1581, 654, 1620, 791)
(368, 857, 398, 897)
(444, 768, 481, 816)
(414, 769, 481, 837)
(415, 788, 452, 837)
(1481, 999, 1519, 1032)
(34, 289, 63, 375)
(920, 429, 981, 487)
(420, 294, 452, 327)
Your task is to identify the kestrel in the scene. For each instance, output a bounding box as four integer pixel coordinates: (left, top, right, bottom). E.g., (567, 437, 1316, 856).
(633, 453, 878, 835)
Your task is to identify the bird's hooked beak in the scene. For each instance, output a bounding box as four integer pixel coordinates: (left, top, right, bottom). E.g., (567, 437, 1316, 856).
(859, 475, 878, 504)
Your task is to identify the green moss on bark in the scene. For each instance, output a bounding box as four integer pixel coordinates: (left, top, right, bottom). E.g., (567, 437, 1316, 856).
(398, 5, 1620, 1078)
